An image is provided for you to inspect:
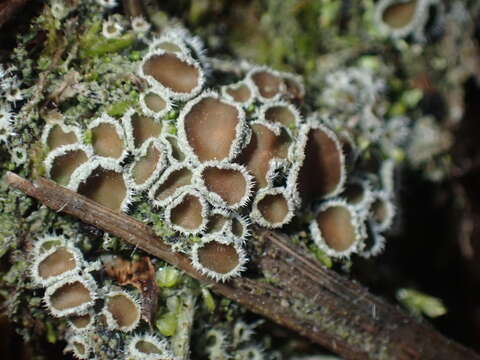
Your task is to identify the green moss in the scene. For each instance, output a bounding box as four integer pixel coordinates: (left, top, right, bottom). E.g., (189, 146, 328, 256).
(106, 100, 134, 117)
(308, 244, 333, 269)
(79, 20, 102, 51)
(166, 110, 179, 121)
(80, 33, 136, 58)
(37, 9, 61, 57)
(37, 56, 52, 71)
(401, 89, 424, 109)
(156, 267, 182, 288)
(83, 129, 93, 145)
(201, 288, 216, 313)
(129, 51, 142, 61)
(396, 288, 447, 318)
(46, 321, 57, 343)
(2, 254, 29, 286)
(156, 311, 178, 336)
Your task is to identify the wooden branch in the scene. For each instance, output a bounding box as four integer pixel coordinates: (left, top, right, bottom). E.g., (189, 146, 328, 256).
(5, 172, 479, 360)
(122, 0, 145, 18)
(0, 0, 29, 28)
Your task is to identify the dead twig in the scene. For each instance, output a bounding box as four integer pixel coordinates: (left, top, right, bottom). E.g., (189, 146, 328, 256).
(4, 172, 479, 360)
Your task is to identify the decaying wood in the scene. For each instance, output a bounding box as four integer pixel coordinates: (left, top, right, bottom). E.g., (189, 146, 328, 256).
(0, 0, 29, 28)
(5, 172, 480, 360)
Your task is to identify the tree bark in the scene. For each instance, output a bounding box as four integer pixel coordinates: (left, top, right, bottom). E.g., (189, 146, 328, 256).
(5, 172, 479, 360)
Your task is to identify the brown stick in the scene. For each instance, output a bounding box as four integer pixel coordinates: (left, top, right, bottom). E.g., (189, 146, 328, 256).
(122, 0, 145, 18)
(5, 172, 479, 360)
(0, 0, 29, 28)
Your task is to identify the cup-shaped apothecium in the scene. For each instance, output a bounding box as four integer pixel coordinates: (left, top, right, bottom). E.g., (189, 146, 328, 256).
(40, 26, 399, 283)
(191, 235, 247, 282)
(44, 274, 97, 317)
(103, 290, 142, 332)
(126, 333, 174, 359)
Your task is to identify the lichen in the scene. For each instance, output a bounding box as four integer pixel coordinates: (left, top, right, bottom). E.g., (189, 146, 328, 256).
(0, 0, 477, 358)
